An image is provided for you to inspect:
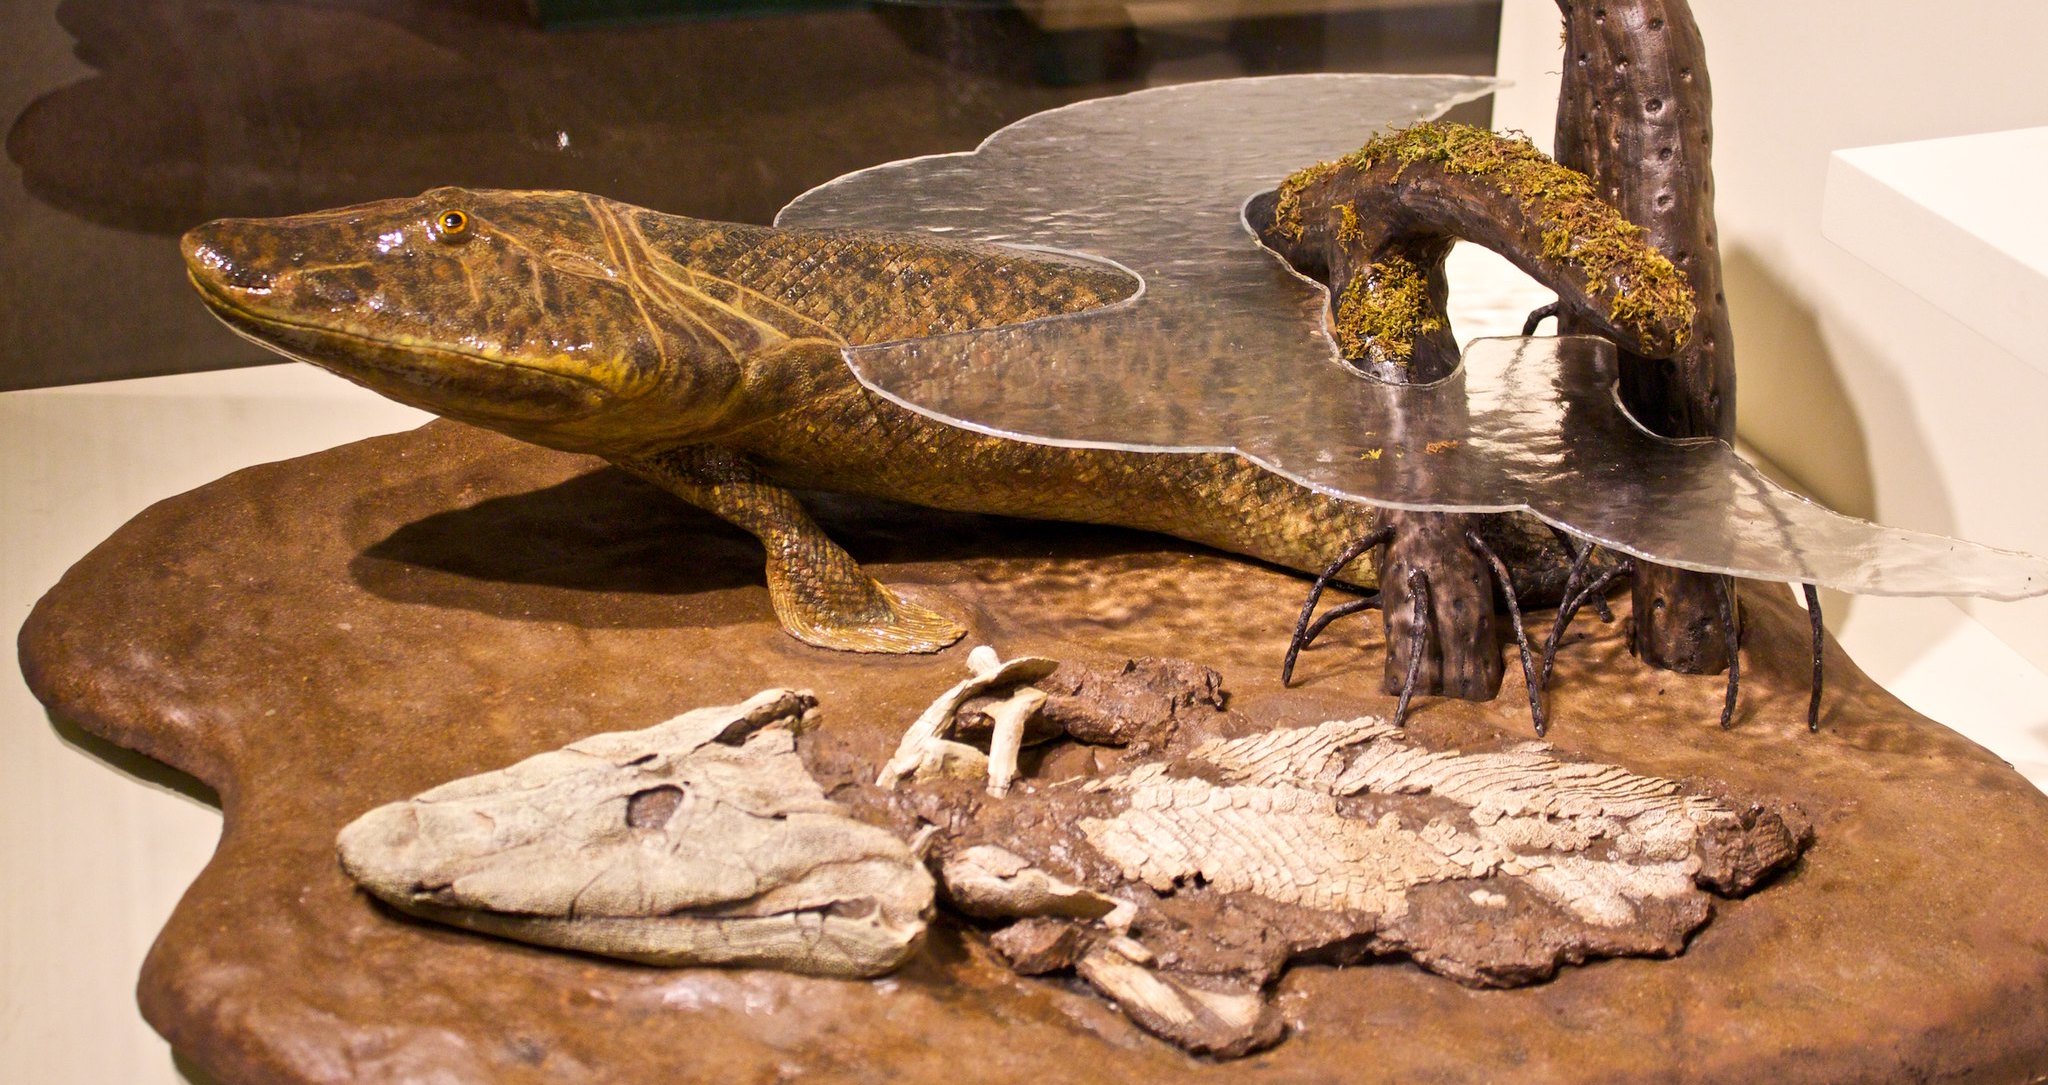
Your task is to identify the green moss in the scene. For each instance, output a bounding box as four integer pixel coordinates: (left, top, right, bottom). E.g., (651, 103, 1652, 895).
(1275, 122, 1698, 350)
(1336, 204, 1366, 245)
(1270, 160, 1338, 241)
(1334, 254, 1442, 366)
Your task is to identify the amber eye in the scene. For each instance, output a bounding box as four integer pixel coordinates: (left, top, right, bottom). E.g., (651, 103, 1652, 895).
(435, 209, 469, 238)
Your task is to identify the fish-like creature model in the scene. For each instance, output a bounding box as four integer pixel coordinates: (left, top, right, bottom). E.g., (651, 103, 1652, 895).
(184, 189, 1572, 652)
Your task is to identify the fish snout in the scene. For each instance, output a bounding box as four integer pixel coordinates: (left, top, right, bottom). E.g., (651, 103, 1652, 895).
(181, 219, 280, 295)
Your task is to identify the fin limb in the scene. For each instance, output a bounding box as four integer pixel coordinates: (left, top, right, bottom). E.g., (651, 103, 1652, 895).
(617, 446, 965, 654)
(765, 553, 965, 654)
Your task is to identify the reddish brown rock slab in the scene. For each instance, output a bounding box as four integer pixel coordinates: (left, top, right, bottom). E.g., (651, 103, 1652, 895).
(19, 419, 2048, 1085)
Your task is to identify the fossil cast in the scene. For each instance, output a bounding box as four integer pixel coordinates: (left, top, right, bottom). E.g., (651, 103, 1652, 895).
(335, 658, 1806, 1058)
(336, 689, 933, 978)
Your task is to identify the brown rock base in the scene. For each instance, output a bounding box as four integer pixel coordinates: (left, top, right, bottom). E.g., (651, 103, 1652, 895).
(20, 420, 2048, 1084)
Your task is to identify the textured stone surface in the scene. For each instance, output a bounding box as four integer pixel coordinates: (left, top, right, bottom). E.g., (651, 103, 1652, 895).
(20, 420, 2048, 1084)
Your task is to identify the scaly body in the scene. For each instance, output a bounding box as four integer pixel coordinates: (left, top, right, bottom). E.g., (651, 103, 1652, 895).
(183, 188, 1390, 651)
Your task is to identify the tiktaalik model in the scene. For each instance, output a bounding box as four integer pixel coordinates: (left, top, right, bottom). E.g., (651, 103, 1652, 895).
(188, 187, 1613, 651)
(184, 188, 1568, 652)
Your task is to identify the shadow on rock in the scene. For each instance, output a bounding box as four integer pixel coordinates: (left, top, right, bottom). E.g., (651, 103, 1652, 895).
(48, 710, 221, 811)
(351, 465, 1166, 628)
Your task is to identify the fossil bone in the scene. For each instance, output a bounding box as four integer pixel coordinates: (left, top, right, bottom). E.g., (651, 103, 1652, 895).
(939, 844, 1131, 928)
(876, 645, 1056, 787)
(982, 686, 1048, 797)
(1075, 943, 1283, 1059)
(337, 689, 933, 978)
(926, 708, 1807, 1055)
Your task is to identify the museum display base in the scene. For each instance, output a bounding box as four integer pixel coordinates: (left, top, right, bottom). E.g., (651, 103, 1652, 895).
(20, 420, 2048, 1084)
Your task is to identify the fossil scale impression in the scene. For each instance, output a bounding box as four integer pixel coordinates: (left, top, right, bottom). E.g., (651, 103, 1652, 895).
(884, 659, 1810, 1056)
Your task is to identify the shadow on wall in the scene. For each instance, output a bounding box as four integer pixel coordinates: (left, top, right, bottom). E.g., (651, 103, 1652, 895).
(1723, 243, 1960, 628)
(1724, 245, 1879, 524)
(7, 0, 1499, 236)
(2, 0, 1495, 389)
(5, 0, 1154, 236)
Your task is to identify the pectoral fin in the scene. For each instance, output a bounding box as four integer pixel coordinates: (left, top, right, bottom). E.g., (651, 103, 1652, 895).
(615, 447, 965, 654)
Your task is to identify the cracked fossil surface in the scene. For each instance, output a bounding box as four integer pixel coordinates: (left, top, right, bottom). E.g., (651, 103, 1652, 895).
(333, 655, 1805, 1058)
(881, 670, 1810, 1057)
(336, 688, 934, 978)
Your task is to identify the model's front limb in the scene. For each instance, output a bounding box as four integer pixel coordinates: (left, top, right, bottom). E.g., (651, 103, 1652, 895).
(614, 445, 966, 653)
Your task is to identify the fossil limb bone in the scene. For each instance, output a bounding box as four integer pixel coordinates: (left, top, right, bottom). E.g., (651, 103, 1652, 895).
(1075, 944, 1284, 1059)
(983, 686, 1049, 798)
(939, 844, 1132, 928)
(876, 645, 1056, 787)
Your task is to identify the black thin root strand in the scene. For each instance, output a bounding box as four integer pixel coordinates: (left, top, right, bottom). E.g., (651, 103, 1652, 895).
(1544, 524, 1613, 622)
(1804, 583, 1825, 732)
(1522, 301, 1563, 337)
(1540, 541, 1599, 689)
(1543, 522, 1580, 564)
(1585, 571, 1616, 624)
(1304, 595, 1383, 646)
(1395, 568, 1430, 728)
(1282, 525, 1395, 686)
(1541, 556, 1634, 688)
(1718, 576, 1742, 730)
(1468, 530, 1547, 737)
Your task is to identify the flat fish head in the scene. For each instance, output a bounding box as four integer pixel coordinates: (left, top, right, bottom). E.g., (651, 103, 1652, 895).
(181, 187, 749, 455)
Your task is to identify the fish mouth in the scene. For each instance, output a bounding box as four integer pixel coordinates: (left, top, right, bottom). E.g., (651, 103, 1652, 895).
(188, 269, 609, 424)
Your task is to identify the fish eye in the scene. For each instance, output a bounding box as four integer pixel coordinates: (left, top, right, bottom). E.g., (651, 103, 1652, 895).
(434, 209, 470, 239)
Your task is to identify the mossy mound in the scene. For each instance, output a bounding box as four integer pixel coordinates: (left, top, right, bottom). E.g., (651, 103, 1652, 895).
(1334, 255, 1441, 368)
(1272, 122, 1697, 353)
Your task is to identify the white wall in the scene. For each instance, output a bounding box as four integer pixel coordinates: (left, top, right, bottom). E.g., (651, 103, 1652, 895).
(1494, 0, 2048, 672)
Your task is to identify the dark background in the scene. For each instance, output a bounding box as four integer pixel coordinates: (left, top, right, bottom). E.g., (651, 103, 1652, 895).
(0, 0, 1501, 390)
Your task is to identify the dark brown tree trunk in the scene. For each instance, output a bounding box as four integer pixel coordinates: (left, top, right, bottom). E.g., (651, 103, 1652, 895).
(1254, 181, 1503, 701)
(1379, 510, 1503, 700)
(1252, 124, 1700, 702)
(1551, 0, 1735, 674)
(1363, 263, 1501, 699)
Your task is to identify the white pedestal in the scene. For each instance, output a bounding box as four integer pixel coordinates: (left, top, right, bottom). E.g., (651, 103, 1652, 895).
(1824, 126, 2048, 381)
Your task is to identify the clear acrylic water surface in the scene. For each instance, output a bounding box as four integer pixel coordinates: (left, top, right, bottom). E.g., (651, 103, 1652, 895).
(779, 74, 2048, 599)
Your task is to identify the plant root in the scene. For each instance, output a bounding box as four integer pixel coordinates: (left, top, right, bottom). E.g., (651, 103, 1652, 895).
(1282, 525, 1393, 686)
(1467, 530, 1547, 736)
(1395, 568, 1431, 728)
(1803, 583, 1825, 732)
(1718, 577, 1742, 730)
